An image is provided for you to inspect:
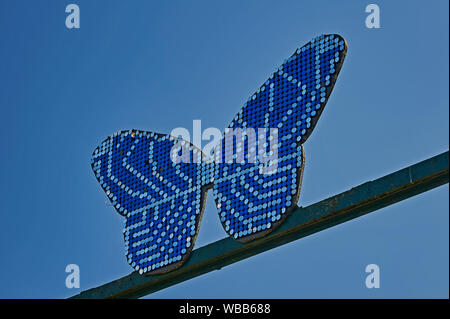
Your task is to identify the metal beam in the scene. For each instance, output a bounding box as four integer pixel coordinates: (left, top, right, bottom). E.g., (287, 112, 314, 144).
(71, 151, 449, 299)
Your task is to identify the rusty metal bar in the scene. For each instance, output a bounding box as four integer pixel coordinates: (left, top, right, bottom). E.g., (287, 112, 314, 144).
(71, 151, 449, 299)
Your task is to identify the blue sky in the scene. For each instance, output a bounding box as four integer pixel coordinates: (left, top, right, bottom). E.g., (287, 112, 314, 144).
(0, 0, 448, 298)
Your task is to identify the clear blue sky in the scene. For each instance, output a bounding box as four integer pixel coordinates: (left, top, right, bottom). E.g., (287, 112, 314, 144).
(0, 0, 448, 298)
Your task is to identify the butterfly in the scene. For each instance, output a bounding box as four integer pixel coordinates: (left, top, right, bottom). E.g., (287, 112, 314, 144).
(91, 34, 347, 275)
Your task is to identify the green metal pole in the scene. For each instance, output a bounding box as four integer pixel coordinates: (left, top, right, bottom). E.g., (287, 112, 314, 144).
(71, 151, 449, 299)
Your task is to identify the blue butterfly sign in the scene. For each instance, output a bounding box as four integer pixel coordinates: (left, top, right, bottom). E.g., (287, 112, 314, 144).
(91, 34, 347, 274)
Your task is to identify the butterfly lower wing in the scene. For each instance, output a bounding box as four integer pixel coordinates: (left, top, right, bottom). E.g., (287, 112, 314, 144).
(91, 130, 207, 274)
(213, 143, 305, 242)
(213, 34, 347, 241)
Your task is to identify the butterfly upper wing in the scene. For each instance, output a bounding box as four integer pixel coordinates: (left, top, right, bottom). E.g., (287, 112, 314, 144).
(91, 130, 208, 274)
(212, 34, 347, 241)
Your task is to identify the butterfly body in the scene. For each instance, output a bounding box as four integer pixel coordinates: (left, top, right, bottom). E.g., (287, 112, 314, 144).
(91, 34, 347, 274)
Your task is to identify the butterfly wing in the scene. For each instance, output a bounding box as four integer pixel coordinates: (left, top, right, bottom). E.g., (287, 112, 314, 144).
(212, 34, 347, 242)
(91, 130, 209, 274)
